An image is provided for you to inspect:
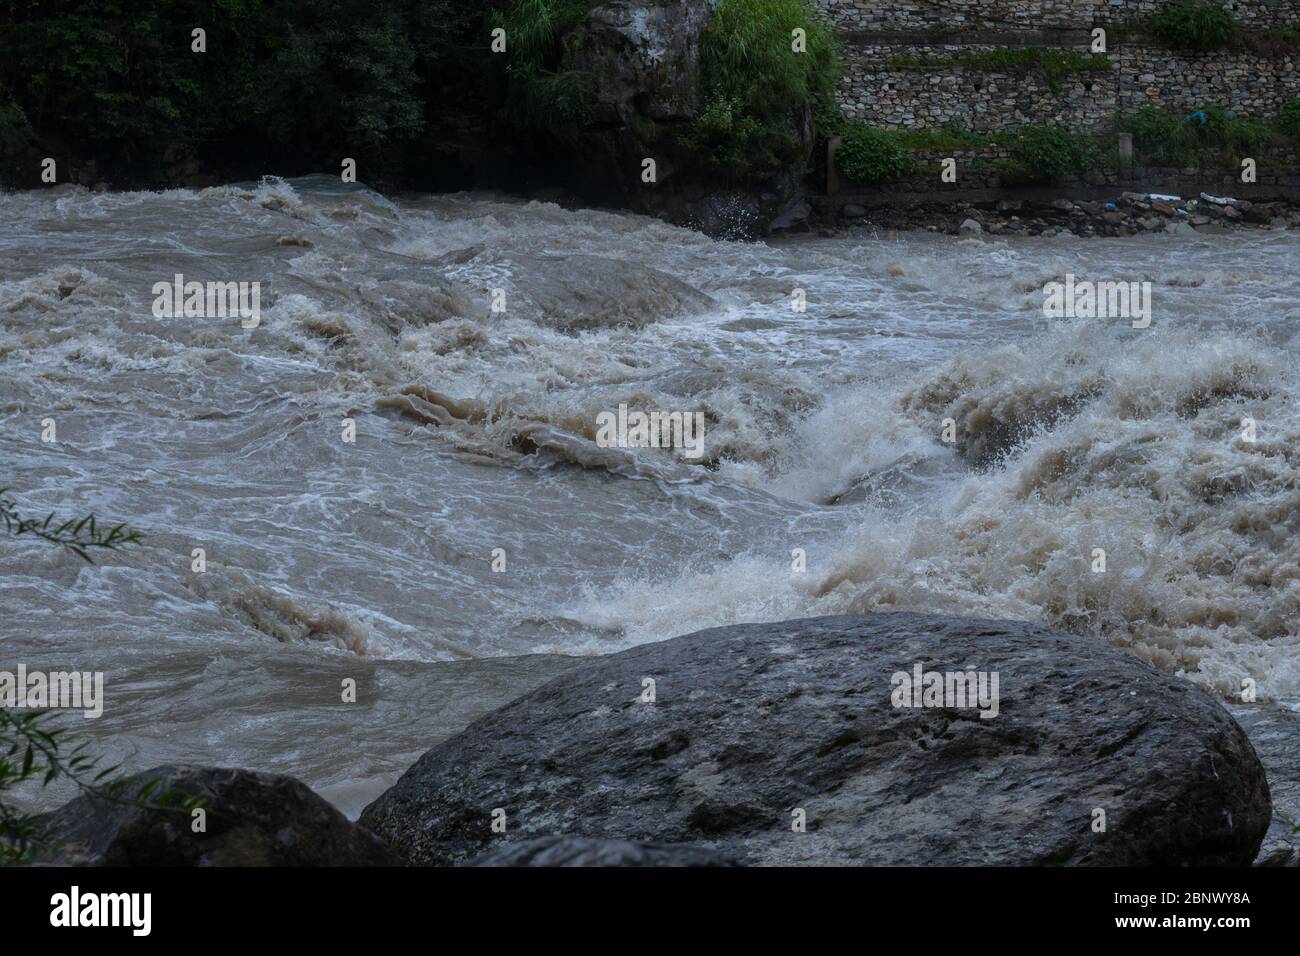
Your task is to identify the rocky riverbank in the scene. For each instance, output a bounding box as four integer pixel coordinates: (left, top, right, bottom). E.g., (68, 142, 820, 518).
(29, 614, 1295, 867)
(832, 191, 1300, 238)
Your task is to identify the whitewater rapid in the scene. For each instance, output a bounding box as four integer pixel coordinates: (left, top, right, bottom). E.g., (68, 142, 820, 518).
(3, 177, 1299, 813)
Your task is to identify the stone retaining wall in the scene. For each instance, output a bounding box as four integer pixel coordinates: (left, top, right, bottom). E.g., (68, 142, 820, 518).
(821, 1, 1300, 131)
(839, 46, 1299, 129)
(1116, 48, 1300, 115)
(815, 0, 1300, 32)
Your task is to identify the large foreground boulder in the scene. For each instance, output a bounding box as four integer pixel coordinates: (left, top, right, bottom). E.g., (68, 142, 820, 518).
(467, 836, 735, 867)
(34, 765, 394, 866)
(361, 613, 1271, 866)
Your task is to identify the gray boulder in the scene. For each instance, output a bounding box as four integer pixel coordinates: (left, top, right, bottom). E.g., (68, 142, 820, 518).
(466, 836, 736, 867)
(771, 195, 812, 232)
(1242, 202, 1275, 224)
(958, 218, 983, 237)
(34, 765, 395, 866)
(361, 613, 1271, 866)
(569, 0, 719, 122)
(1230, 704, 1300, 866)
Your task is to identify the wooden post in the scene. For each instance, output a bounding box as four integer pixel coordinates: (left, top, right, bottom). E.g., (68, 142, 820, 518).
(1118, 132, 1133, 178)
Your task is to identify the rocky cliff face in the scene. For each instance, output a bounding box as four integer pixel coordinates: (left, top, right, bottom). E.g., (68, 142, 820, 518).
(520, 0, 812, 237)
(571, 0, 719, 121)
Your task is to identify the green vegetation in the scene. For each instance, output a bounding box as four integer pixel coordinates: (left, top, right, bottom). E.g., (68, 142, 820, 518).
(689, 0, 840, 181)
(254, 1, 428, 157)
(1281, 100, 1300, 138)
(830, 101, 1294, 186)
(886, 49, 1110, 95)
(828, 121, 1101, 185)
(495, 0, 593, 75)
(814, 99, 851, 139)
(881, 125, 998, 151)
(1237, 26, 1300, 55)
(1004, 126, 1102, 182)
(1, 489, 201, 865)
(490, 0, 840, 181)
(1, 489, 141, 563)
(0, 0, 467, 183)
(1147, 0, 1237, 51)
(0, 84, 33, 146)
(493, 0, 597, 133)
(835, 125, 915, 183)
(1119, 105, 1279, 166)
(0, 0, 838, 191)
(1122, 2, 1300, 54)
(1, 709, 202, 865)
(683, 94, 768, 174)
(829, 104, 1300, 186)
(3, 0, 1296, 197)
(0, 84, 34, 182)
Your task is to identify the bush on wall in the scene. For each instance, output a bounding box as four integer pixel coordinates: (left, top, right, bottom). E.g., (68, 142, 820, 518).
(1279, 99, 1300, 137)
(1119, 105, 1277, 166)
(1147, 1, 1237, 51)
(1003, 126, 1101, 182)
(835, 125, 915, 183)
(690, 0, 840, 181)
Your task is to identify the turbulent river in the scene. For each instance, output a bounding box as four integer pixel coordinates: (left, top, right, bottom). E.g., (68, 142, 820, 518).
(4, 176, 1300, 816)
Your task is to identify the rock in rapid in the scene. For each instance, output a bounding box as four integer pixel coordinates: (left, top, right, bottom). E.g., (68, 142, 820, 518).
(360, 613, 1271, 866)
(34, 765, 395, 866)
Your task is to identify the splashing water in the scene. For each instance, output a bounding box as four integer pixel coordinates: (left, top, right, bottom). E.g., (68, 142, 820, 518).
(4, 177, 1299, 812)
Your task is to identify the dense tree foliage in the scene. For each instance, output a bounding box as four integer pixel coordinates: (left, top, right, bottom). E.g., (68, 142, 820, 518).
(0, 0, 834, 191)
(0, 0, 474, 185)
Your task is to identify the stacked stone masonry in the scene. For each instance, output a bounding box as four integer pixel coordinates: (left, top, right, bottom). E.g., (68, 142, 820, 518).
(840, 46, 1300, 128)
(815, 0, 1300, 32)
(821, 1, 1300, 130)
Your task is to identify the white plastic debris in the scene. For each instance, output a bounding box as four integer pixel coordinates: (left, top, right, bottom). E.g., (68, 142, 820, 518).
(1199, 192, 1250, 209)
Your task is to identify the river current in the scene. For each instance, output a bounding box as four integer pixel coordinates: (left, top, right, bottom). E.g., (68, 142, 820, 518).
(4, 176, 1299, 815)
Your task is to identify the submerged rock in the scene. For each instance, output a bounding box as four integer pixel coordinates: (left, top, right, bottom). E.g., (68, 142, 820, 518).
(34, 765, 394, 866)
(466, 836, 736, 867)
(361, 613, 1271, 866)
(501, 253, 716, 332)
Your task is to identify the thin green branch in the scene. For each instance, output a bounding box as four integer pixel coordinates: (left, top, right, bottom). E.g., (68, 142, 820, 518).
(0, 487, 142, 563)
